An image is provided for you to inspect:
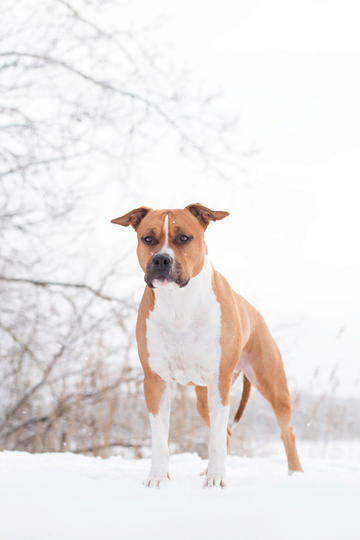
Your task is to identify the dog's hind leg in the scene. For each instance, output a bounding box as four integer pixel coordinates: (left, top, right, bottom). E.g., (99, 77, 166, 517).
(195, 385, 232, 450)
(195, 385, 232, 480)
(243, 315, 303, 474)
(195, 385, 210, 427)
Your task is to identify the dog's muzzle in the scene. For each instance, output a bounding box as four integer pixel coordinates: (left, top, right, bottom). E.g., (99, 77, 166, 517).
(145, 253, 189, 289)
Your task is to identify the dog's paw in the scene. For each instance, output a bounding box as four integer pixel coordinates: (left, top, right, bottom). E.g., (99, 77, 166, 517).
(288, 469, 304, 476)
(143, 472, 170, 488)
(204, 473, 226, 488)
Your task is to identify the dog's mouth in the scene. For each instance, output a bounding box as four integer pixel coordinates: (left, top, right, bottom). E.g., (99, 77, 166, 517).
(145, 274, 190, 289)
(145, 263, 190, 289)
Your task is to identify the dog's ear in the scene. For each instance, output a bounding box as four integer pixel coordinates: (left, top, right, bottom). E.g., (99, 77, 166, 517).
(185, 203, 229, 229)
(111, 207, 151, 230)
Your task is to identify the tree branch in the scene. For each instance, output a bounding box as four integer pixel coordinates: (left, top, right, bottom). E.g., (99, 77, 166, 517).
(0, 51, 206, 157)
(0, 275, 133, 306)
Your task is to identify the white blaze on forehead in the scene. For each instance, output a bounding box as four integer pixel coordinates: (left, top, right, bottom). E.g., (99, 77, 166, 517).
(151, 213, 176, 286)
(158, 213, 175, 259)
(164, 214, 169, 249)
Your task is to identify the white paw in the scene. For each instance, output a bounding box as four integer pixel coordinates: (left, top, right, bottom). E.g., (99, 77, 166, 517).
(143, 473, 170, 488)
(288, 469, 304, 476)
(204, 473, 226, 488)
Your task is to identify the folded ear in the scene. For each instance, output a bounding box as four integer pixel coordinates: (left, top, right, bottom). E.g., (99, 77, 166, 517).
(185, 203, 229, 229)
(111, 206, 151, 230)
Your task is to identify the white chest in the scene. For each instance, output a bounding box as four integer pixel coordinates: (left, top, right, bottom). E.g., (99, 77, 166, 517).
(146, 259, 222, 386)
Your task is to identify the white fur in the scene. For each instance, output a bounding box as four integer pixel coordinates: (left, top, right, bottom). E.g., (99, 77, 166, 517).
(151, 214, 175, 289)
(146, 255, 221, 386)
(236, 351, 257, 386)
(154, 214, 176, 280)
(144, 386, 171, 488)
(206, 384, 230, 487)
(163, 214, 170, 249)
(146, 253, 229, 486)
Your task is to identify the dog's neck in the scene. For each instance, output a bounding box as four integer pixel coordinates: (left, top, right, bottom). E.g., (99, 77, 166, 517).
(151, 255, 214, 326)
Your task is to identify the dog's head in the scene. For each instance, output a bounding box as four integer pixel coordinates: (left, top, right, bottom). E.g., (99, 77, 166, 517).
(111, 203, 229, 289)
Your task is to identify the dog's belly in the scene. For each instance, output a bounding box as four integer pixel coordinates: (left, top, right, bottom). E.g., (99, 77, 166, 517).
(146, 304, 221, 386)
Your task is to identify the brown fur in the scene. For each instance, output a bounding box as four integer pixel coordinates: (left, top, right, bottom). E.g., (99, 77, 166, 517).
(136, 208, 208, 280)
(112, 204, 303, 472)
(233, 375, 252, 424)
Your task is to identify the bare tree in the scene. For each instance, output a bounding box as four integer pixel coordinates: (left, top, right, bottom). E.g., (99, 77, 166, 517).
(0, 0, 236, 454)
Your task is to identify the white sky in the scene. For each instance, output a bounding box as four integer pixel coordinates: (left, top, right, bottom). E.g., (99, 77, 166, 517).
(96, 0, 360, 395)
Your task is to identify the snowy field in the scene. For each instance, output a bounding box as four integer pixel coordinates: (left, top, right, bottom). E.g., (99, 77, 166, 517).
(1, 448, 360, 540)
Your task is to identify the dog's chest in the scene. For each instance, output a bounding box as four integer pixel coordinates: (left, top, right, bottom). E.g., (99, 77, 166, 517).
(146, 282, 222, 386)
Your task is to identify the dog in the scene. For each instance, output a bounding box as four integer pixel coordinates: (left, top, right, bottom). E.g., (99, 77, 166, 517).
(111, 203, 303, 487)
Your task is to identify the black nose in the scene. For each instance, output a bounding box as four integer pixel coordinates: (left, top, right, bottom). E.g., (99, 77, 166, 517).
(152, 253, 173, 270)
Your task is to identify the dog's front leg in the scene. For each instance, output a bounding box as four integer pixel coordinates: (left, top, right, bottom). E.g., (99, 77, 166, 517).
(143, 374, 171, 488)
(205, 381, 230, 487)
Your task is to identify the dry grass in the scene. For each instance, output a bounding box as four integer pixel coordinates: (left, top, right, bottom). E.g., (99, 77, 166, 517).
(1, 357, 358, 460)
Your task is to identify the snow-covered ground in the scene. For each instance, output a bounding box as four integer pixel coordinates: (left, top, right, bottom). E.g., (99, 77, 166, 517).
(1, 449, 360, 540)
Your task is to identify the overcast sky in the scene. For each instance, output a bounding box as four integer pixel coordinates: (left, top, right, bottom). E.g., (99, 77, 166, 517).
(98, 0, 360, 394)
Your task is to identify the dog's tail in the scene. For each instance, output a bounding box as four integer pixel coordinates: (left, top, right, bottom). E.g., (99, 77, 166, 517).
(232, 374, 252, 428)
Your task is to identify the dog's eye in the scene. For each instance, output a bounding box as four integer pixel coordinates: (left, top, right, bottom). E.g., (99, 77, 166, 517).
(142, 235, 156, 246)
(178, 234, 192, 243)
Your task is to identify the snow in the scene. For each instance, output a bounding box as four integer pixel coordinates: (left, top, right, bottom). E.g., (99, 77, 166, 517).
(1, 450, 360, 540)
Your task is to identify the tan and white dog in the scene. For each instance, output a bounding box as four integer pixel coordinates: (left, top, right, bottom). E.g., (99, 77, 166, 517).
(111, 203, 303, 488)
